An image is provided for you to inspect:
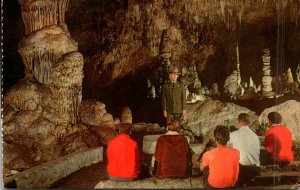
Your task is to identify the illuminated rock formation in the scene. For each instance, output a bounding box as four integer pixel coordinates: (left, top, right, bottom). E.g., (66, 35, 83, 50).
(3, 0, 87, 171)
(261, 48, 274, 98)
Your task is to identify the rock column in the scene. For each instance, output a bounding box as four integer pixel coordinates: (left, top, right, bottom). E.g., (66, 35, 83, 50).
(261, 48, 274, 98)
(17, 0, 83, 124)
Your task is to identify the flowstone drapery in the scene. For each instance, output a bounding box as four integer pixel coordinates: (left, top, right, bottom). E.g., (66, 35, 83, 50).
(3, 0, 87, 173)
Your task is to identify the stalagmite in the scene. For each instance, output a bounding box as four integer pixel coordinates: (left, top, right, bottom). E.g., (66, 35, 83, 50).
(286, 68, 294, 84)
(249, 76, 254, 87)
(261, 48, 274, 98)
(236, 43, 241, 86)
(2, 0, 86, 170)
(296, 63, 300, 84)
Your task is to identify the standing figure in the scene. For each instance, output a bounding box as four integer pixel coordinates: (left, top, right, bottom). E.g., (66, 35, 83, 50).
(263, 112, 294, 167)
(228, 113, 260, 186)
(200, 125, 240, 188)
(154, 120, 192, 178)
(162, 65, 186, 123)
(107, 123, 141, 181)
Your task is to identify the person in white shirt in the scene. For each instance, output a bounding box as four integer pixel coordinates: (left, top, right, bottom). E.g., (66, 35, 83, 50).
(228, 113, 260, 187)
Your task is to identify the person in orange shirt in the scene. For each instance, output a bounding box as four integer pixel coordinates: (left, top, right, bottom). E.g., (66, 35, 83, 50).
(200, 125, 240, 188)
(107, 123, 141, 181)
(263, 112, 294, 167)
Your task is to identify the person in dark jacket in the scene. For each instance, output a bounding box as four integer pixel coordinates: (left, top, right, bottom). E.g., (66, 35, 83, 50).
(154, 120, 192, 178)
(162, 65, 186, 123)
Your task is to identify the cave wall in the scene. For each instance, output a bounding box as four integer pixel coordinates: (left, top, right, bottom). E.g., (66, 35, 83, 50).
(63, 0, 300, 100)
(2, 0, 300, 173)
(4, 0, 300, 99)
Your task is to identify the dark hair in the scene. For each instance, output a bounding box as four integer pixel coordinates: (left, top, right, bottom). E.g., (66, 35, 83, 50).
(167, 119, 181, 133)
(268, 112, 282, 124)
(214, 125, 230, 145)
(118, 123, 132, 134)
(238, 113, 250, 124)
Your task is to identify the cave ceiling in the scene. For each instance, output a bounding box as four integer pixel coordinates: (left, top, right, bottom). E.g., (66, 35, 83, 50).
(3, 0, 300, 99)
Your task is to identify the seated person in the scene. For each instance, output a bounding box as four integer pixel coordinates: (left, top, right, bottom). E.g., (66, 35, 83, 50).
(154, 120, 192, 178)
(263, 112, 294, 167)
(200, 125, 240, 189)
(228, 113, 260, 186)
(107, 123, 140, 181)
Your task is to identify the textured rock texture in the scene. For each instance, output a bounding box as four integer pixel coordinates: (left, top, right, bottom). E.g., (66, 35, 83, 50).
(65, 0, 300, 99)
(2, 0, 102, 173)
(258, 100, 300, 141)
(184, 100, 258, 136)
(3, 0, 300, 175)
(94, 177, 204, 189)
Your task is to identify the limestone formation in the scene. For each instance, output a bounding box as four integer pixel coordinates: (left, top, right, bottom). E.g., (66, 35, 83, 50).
(2, 0, 90, 172)
(132, 123, 165, 133)
(183, 100, 258, 140)
(258, 100, 300, 141)
(297, 64, 300, 85)
(236, 43, 241, 86)
(19, 0, 69, 35)
(120, 106, 133, 124)
(79, 100, 114, 127)
(224, 70, 239, 100)
(249, 76, 254, 88)
(211, 82, 220, 97)
(89, 125, 117, 145)
(282, 68, 296, 94)
(181, 65, 203, 103)
(95, 177, 203, 189)
(261, 48, 274, 98)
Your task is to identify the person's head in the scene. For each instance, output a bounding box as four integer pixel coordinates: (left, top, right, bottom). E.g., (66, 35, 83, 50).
(168, 66, 179, 82)
(118, 123, 132, 135)
(237, 113, 250, 128)
(268, 112, 282, 125)
(166, 119, 181, 133)
(214, 125, 230, 145)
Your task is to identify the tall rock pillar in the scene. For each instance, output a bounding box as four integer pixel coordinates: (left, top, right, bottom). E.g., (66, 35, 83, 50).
(3, 0, 84, 169)
(17, 0, 83, 124)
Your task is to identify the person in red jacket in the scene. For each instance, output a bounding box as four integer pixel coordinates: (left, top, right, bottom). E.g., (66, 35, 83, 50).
(154, 120, 192, 178)
(107, 123, 141, 181)
(200, 125, 240, 188)
(264, 112, 294, 167)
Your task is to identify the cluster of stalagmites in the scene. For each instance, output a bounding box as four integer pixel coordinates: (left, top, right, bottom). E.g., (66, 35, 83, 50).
(148, 43, 300, 102)
(81, 0, 300, 91)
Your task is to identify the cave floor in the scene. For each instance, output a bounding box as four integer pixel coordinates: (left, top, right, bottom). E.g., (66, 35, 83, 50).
(51, 132, 300, 189)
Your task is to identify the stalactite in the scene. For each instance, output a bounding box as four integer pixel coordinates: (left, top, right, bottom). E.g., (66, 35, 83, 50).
(220, 0, 226, 21)
(238, 4, 244, 26)
(20, 0, 58, 34)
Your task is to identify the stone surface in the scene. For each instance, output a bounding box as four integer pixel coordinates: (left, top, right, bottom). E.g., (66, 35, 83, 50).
(94, 177, 204, 189)
(183, 100, 258, 137)
(258, 100, 300, 141)
(297, 64, 300, 85)
(2, 0, 108, 172)
(79, 100, 110, 126)
(120, 106, 133, 124)
(132, 123, 165, 133)
(142, 134, 190, 154)
(4, 147, 103, 189)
